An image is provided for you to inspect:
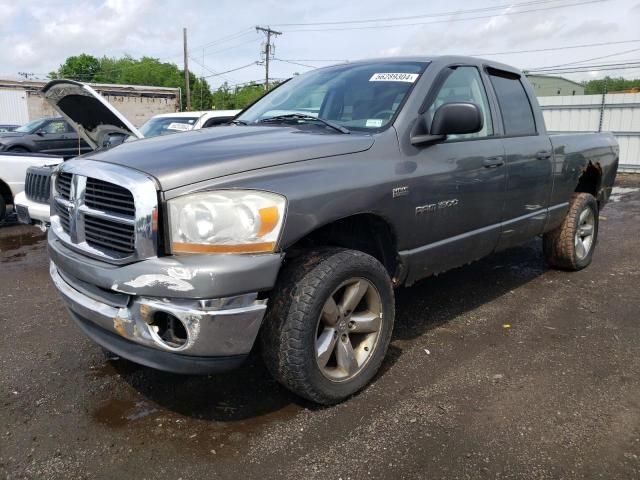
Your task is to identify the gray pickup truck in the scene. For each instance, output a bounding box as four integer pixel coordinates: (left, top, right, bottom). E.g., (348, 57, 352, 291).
(47, 56, 618, 404)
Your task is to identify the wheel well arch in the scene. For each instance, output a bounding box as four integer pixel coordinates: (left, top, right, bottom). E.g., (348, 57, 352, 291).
(285, 213, 400, 281)
(0, 179, 13, 205)
(575, 162, 602, 202)
(7, 144, 32, 152)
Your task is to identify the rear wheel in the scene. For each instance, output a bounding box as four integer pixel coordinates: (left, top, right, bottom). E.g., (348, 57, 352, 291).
(543, 192, 599, 270)
(261, 248, 395, 405)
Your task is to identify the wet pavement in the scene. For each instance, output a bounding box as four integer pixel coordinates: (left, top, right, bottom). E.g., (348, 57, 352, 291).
(1, 175, 639, 479)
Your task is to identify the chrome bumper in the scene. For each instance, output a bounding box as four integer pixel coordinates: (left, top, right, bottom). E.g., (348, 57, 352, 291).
(50, 261, 267, 358)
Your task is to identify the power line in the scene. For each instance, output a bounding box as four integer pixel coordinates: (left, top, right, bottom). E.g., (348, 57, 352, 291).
(471, 39, 640, 57)
(276, 58, 348, 63)
(271, 0, 570, 26)
(202, 38, 260, 58)
(281, 0, 605, 32)
(529, 61, 640, 74)
(197, 28, 254, 51)
(154, 28, 255, 62)
(202, 62, 259, 79)
(188, 55, 238, 83)
(273, 58, 318, 69)
(530, 47, 640, 70)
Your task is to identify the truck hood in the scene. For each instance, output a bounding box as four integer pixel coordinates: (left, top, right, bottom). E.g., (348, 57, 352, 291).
(41, 79, 143, 149)
(87, 125, 375, 190)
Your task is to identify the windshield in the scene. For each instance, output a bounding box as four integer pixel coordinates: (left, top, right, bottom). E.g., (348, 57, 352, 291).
(138, 116, 200, 137)
(15, 118, 48, 133)
(238, 61, 427, 131)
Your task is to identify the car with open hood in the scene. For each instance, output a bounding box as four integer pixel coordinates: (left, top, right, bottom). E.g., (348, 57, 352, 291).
(8, 80, 144, 226)
(14, 80, 241, 227)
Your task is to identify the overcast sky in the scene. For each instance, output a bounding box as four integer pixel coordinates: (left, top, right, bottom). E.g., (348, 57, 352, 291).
(1, 0, 639, 88)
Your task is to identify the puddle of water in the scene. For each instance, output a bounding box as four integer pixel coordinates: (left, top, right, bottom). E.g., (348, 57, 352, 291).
(610, 187, 640, 202)
(0, 229, 45, 253)
(93, 399, 158, 427)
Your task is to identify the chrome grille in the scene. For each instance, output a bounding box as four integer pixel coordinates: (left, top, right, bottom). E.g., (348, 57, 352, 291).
(25, 166, 53, 203)
(56, 172, 72, 199)
(85, 178, 135, 217)
(58, 204, 71, 234)
(85, 216, 135, 254)
(51, 160, 158, 264)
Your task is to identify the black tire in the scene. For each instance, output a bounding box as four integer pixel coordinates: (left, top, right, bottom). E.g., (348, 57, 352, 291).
(0, 195, 6, 222)
(261, 248, 395, 405)
(8, 146, 30, 153)
(543, 192, 599, 271)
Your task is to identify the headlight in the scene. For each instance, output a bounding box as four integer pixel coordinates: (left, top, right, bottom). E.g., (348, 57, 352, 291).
(168, 190, 286, 254)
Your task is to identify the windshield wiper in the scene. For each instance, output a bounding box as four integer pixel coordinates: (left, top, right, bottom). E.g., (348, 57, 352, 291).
(230, 119, 248, 125)
(257, 114, 350, 134)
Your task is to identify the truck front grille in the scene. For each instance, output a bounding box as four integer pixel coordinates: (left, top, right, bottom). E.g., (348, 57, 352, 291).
(85, 178, 135, 217)
(85, 216, 135, 254)
(56, 172, 72, 199)
(58, 205, 71, 234)
(51, 161, 158, 264)
(25, 166, 53, 203)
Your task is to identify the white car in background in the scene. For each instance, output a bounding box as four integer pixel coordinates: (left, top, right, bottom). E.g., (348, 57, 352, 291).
(138, 110, 240, 137)
(0, 152, 63, 223)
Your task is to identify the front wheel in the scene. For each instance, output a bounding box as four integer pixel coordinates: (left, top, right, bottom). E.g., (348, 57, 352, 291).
(543, 192, 599, 270)
(8, 146, 30, 153)
(261, 248, 395, 405)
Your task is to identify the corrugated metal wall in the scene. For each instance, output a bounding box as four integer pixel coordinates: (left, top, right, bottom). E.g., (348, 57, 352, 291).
(0, 88, 29, 125)
(539, 93, 640, 172)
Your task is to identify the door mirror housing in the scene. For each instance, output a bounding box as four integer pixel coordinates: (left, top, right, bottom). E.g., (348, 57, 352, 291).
(410, 102, 483, 146)
(431, 102, 483, 136)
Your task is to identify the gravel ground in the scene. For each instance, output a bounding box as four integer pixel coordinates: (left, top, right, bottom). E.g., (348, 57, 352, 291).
(1, 175, 639, 480)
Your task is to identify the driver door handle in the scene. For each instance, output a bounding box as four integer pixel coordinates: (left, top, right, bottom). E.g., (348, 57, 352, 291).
(536, 150, 552, 160)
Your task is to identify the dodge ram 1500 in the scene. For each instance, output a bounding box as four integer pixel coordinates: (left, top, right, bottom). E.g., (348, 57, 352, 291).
(47, 56, 618, 404)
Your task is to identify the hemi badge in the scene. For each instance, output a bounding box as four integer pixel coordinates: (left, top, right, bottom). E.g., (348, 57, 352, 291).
(392, 186, 409, 198)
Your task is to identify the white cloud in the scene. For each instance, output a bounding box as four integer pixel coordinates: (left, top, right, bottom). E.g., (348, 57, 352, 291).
(0, 0, 156, 73)
(0, 0, 638, 84)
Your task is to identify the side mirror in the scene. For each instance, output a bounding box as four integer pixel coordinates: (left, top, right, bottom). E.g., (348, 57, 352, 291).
(35, 130, 45, 136)
(410, 102, 483, 146)
(431, 102, 483, 136)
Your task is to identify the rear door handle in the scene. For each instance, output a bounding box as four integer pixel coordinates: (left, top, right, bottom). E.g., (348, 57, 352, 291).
(536, 150, 552, 160)
(483, 156, 504, 168)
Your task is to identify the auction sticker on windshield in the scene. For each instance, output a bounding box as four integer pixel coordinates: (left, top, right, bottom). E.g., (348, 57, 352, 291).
(167, 122, 193, 131)
(369, 73, 419, 82)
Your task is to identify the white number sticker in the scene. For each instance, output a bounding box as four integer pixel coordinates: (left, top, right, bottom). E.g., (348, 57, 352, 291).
(366, 119, 384, 127)
(369, 73, 419, 83)
(167, 122, 193, 131)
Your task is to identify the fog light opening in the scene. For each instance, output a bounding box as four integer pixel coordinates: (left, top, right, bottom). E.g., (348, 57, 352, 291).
(149, 311, 188, 349)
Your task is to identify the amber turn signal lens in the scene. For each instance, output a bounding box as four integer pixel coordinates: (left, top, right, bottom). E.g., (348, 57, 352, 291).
(172, 242, 276, 254)
(257, 206, 280, 237)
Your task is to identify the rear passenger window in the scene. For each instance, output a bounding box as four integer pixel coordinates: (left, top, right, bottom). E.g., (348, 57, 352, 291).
(489, 72, 536, 136)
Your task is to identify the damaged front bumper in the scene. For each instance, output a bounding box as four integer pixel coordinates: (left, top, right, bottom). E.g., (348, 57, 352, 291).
(48, 231, 283, 374)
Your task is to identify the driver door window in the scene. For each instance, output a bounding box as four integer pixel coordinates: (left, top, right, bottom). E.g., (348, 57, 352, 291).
(42, 120, 68, 134)
(426, 66, 493, 140)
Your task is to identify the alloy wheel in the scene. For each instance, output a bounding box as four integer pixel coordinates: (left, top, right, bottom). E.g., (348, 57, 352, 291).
(315, 277, 383, 382)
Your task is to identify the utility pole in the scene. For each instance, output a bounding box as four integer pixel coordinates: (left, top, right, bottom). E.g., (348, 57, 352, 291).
(256, 26, 281, 91)
(183, 27, 191, 111)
